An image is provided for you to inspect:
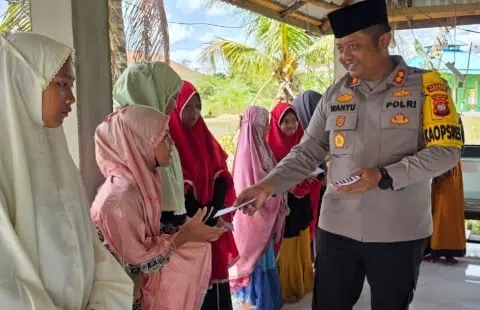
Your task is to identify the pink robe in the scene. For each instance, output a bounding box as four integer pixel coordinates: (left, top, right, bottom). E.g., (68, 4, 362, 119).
(91, 106, 212, 310)
(229, 106, 286, 288)
(91, 177, 212, 310)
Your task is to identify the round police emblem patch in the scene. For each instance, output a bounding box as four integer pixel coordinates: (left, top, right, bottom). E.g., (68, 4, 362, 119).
(432, 94, 450, 117)
(334, 133, 345, 148)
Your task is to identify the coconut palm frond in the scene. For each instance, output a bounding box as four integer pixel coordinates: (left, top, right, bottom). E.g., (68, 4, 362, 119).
(123, 0, 170, 64)
(200, 38, 273, 76)
(0, 0, 31, 33)
(300, 35, 334, 69)
(253, 16, 313, 58)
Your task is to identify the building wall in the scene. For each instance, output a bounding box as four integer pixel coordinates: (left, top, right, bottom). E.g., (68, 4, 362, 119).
(30, 0, 79, 166)
(30, 0, 112, 203)
(444, 74, 480, 112)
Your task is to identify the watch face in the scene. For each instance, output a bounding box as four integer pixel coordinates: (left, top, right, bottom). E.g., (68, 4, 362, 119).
(379, 179, 387, 189)
(379, 177, 392, 190)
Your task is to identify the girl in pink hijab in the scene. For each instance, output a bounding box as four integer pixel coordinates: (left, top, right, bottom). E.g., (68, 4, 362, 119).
(91, 105, 226, 310)
(230, 106, 285, 310)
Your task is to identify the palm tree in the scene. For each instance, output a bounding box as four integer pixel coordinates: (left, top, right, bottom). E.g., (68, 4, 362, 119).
(109, 0, 129, 83)
(0, 0, 31, 32)
(109, 0, 170, 82)
(200, 14, 333, 103)
(118, 0, 170, 81)
(1, 0, 171, 82)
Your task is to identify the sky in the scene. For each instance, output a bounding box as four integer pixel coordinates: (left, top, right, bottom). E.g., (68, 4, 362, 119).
(1, 0, 479, 72)
(129, 0, 480, 72)
(157, 0, 249, 70)
(162, 0, 480, 71)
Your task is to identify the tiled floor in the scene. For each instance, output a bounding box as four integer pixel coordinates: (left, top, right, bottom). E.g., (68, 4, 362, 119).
(284, 243, 480, 310)
(234, 243, 480, 310)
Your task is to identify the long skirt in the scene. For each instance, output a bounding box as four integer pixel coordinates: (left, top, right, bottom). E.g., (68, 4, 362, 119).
(426, 161, 466, 258)
(277, 227, 314, 301)
(234, 240, 283, 310)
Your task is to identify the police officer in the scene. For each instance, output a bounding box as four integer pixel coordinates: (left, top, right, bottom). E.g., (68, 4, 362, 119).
(235, 1, 462, 309)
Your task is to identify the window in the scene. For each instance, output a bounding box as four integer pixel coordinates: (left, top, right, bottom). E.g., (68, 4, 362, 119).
(458, 80, 480, 153)
(468, 88, 477, 107)
(459, 83, 480, 226)
(461, 112, 480, 148)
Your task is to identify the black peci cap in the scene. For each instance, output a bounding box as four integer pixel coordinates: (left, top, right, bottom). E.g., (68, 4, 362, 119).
(327, 0, 391, 39)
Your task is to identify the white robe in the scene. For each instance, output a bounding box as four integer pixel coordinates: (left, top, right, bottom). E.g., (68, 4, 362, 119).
(0, 32, 133, 309)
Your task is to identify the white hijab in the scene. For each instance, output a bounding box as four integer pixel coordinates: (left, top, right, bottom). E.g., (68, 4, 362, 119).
(0, 32, 133, 309)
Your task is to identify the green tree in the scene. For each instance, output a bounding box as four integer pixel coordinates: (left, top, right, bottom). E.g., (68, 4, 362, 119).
(200, 13, 334, 103)
(195, 73, 283, 116)
(0, 0, 31, 32)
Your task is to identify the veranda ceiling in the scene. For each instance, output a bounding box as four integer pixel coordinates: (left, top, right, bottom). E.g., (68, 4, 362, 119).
(218, 0, 480, 35)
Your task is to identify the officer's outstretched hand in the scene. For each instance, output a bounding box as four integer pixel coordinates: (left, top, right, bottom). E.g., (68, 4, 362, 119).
(236, 181, 275, 216)
(335, 168, 382, 194)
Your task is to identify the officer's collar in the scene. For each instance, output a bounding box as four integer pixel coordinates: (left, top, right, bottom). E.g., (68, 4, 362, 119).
(347, 56, 409, 88)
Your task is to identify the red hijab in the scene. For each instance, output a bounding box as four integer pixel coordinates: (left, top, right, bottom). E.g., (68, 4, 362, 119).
(266, 102, 322, 241)
(169, 81, 238, 282)
(266, 102, 304, 162)
(169, 81, 235, 206)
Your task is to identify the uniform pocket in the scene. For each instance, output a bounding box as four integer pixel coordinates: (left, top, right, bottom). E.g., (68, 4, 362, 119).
(325, 112, 357, 155)
(380, 108, 420, 155)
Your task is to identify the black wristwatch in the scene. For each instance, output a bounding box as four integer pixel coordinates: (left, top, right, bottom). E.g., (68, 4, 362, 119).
(378, 168, 393, 190)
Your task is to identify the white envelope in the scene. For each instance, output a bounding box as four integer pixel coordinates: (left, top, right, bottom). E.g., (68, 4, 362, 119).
(213, 198, 257, 218)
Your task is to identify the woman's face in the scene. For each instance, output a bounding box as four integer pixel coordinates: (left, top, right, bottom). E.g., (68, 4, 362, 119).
(181, 94, 201, 128)
(42, 59, 76, 128)
(165, 92, 179, 115)
(154, 133, 172, 167)
(279, 110, 298, 137)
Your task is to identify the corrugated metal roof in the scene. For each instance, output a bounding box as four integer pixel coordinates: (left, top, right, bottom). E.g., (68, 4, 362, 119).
(219, 0, 480, 35)
(276, 0, 335, 20)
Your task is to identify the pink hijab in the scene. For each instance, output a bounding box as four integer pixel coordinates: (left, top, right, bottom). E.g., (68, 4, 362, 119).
(91, 105, 212, 309)
(229, 106, 286, 288)
(94, 105, 168, 234)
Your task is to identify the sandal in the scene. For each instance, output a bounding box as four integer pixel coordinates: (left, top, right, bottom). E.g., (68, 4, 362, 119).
(444, 256, 458, 265)
(284, 296, 300, 304)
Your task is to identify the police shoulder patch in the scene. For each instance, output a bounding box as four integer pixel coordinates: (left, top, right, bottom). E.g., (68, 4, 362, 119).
(422, 71, 462, 149)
